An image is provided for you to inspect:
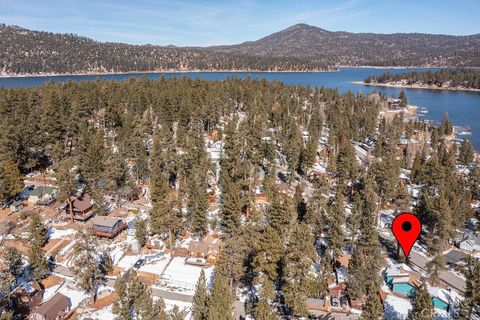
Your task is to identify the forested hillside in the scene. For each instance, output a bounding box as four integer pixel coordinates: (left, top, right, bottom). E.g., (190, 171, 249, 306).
(213, 24, 480, 67)
(1, 76, 479, 318)
(0, 24, 324, 75)
(365, 68, 480, 89)
(2, 22, 480, 76)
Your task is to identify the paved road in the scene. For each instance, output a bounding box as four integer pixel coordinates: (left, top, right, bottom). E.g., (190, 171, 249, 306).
(53, 264, 74, 278)
(151, 287, 193, 302)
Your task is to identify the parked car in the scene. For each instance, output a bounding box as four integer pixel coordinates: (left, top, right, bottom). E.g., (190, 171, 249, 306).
(133, 258, 145, 269)
(331, 296, 340, 308)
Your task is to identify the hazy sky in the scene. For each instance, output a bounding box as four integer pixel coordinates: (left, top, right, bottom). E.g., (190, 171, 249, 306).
(1, 0, 479, 46)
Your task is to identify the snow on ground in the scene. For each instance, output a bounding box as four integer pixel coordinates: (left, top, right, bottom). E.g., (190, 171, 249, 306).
(163, 298, 192, 312)
(159, 257, 214, 295)
(138, 256, 170, 276)
(42, 284, 62, 301)
(110, 245, 125, 265)
(78, 305, 115, 320)
(116, 255, 140, 269)
(384, 294, 412, 319)
(48, 227, 76, 239)
(58, 283, 89, 309)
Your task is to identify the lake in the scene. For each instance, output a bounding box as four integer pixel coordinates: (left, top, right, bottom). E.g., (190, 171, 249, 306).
(2, 68, 480, 149)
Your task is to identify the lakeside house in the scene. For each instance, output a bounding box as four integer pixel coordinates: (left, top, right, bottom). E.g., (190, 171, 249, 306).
(28, 186, 57, 205)
(91, 216, 126, 239)
(29, 292, 71, 320)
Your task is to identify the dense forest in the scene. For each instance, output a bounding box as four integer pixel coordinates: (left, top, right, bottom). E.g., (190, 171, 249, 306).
(213, 23, 480, 67)
(365, 68, 480, 89)
(1, 76, 480, 318)
(2, 22, 480, 76)
(0, 24, 326, 75)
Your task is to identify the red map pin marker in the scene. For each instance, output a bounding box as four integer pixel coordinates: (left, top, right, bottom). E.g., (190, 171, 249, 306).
(391, 213, 421, 258)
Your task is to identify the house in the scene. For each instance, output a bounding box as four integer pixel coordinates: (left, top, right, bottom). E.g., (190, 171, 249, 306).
(386, 98, 402, 110)
(427, 286, 454, 312)
(12, 282, 43, 313)
(384, 265, 419, 298)
(455, 231, 480, 252)
(91, 216, 126, 239)
(187, 234, 222, 265)
(146, 235, 165, 250)
(443, 249, 469, 268)
(63, 194, 94, 221)
(28, 186, 57, 205)
(10, 200, 24, 213)
(29, 292, 70, 320)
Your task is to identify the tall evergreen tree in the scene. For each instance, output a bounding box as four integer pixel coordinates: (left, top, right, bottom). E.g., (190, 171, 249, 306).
(70, 230, 106, 304)
(0, 160, 23, 204)
(361, 285, 383, 320)
(56, 157, 78, 222)
(459, 139, 475, 166)
(192, 269, 208, 320)
(207, 274, 234, 320)
(407, 284, 434, 320)
(459, 258, 480, 319)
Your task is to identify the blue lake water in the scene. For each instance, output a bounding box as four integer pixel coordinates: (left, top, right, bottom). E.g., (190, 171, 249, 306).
(1, 68, 480, 148)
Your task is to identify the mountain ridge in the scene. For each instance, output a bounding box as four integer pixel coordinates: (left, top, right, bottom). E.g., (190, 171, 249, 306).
(1, 22, 480, 76)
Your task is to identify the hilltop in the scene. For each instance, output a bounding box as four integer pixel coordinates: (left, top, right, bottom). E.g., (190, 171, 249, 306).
(212, 23, 480, 67)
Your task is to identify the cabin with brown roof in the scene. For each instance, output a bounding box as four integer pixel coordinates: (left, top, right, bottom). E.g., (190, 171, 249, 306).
(12, 282, 44, 316)
(91, 216, 126, 239)
(187, 234, 222, 265)
(63, 194, 94, 221)
(29, 292, 70, 320)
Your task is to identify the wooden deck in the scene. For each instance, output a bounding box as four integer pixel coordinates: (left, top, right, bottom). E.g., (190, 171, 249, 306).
(93, 223, 126, 239)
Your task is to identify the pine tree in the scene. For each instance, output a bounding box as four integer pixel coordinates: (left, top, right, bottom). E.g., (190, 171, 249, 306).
(347, 193, 362, 242)
(253, 274, 277, 320)
(28, 214, 47, 246)
(70, 229, 106, 304)
(56, 158, 77, 222)
(347, 179, 382, 299)
(28, 241, 48, 280)
(207, 274, 234, 320)
(426, 253, 445, 287)
(336, 141, 359, 185)
(407, 284, 434, 320)
(150, 172, 182, 250)
(134, 217, 147, 248)
(399, 90, 408, 108)
(193, 269, 208, 320)
(327, 191, 345, 260)
(188, 176, 209, 237)
(458, 258, 480, 318)
(168, 306, 184, 320)
(459, 139, 475, 166)
(252, 226, 284, 283)
(439, 113, 453, 136)
(4, 247, 23, 285)
(282, 223, 316, 317)
(268, 194, 295, 238)
(361, 285, 383, 320)
(220, 177, 242, 236)
(0, 160, 23, 203)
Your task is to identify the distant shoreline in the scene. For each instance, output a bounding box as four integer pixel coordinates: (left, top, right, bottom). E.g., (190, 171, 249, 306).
(0, 68, 340, 79)
(352, 81, 480, 93)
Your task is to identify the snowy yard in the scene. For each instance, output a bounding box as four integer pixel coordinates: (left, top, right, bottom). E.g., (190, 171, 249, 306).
(48, 227, 76, 239)
(158, 257, 214, 295)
